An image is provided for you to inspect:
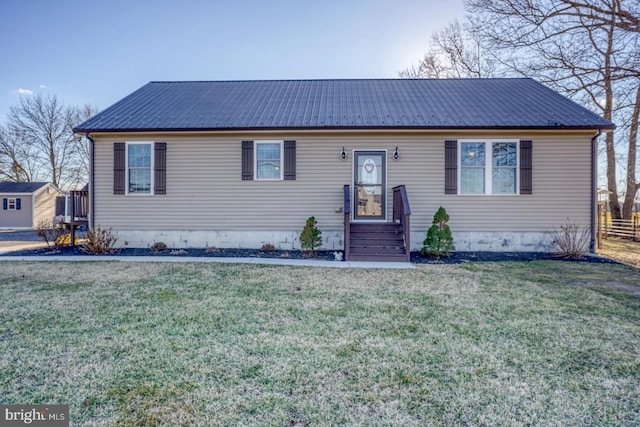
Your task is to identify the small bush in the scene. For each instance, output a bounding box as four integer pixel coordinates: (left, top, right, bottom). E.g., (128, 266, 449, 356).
(261, 243, 275, 253)
(205, 247, 219, 253)
(34, 218, 68, 249)
(421, 206, 455, 257)
(552, 220, 591, 258)
(300, 216, 322, 255)
(150, 242, 169, 253)
(82, 225, 118, 254)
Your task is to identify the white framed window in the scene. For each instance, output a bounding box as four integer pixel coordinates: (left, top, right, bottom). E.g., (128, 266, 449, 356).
(8, 198, 17, 210)
(126, 142, 153, 194)
(459, 140, 518, 195)
(255, 140, 283, 180)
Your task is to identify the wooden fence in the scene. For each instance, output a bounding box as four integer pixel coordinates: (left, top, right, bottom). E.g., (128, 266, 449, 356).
(597, 202, 640, 248)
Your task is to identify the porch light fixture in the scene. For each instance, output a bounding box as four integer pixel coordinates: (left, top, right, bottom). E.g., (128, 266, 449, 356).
(340, 147, 347, 160)
(393, 146, 400, 160)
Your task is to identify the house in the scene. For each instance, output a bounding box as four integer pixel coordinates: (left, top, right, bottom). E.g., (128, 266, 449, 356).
(0, 182, 63, 229)
(73, 79, 614, 260)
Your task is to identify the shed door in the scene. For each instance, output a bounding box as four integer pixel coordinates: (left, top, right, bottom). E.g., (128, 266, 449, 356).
(354, 151, 385, 220)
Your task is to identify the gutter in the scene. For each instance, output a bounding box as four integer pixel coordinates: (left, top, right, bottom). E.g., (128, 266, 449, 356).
(85, 133, 95, 229)
(73, 124, 616, 134)
(591, 129, 602, 253)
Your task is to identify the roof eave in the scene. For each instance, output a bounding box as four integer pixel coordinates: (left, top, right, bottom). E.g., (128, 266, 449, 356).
(74, 124, 615, 134)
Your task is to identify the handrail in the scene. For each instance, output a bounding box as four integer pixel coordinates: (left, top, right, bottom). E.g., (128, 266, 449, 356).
(393, 186, 411, 218)
(393, 185, 411, 262)
(343, 185, 351, 260)
(343, 185, 351, 215)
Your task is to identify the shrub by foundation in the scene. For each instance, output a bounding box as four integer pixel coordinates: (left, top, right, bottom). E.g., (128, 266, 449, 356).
(300, 216, 322, 256)
(261, 243, 276, 253)
(82, 226, 118, 254)
(421, 206, 455, 257)
(150, 242, 169, 253)
(34, 218, 69, 250)
(553, 220, 591, 258)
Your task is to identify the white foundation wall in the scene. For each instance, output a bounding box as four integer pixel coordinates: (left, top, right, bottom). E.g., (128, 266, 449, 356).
(115, 229, 345, 251)
(416, 231, 557, 252)
(115, 229, 557, 252)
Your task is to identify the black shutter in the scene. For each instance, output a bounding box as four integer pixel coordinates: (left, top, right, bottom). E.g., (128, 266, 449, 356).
(16, 198, 21, 210)
(154, 142, 167, 195)
(242, 141, 254, 180)
(2, 198, 6, 210)
(520, 140, 533, 195)
(114, 142, 126, 194)
(445, 140, 458, 194)
(284, 140, 296, 180)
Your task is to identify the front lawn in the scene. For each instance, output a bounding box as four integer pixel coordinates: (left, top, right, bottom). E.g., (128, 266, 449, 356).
(1, 261, 639, 426)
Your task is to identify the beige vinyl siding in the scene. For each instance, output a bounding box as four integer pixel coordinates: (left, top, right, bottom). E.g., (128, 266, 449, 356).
(439, 134, 592, 232)
(0, 194, 33, 228)
(33, 186, 60, 226)
(92, 132, 594, 234)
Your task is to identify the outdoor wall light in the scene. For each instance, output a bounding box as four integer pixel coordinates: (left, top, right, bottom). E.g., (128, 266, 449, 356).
(393, 146, 400, 160)
(340, 147, 347, 160)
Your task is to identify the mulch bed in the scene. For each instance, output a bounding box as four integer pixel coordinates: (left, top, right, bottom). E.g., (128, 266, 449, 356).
(1, 245, 620, 265)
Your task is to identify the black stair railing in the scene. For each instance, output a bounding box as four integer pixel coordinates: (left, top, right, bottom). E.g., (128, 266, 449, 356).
(343, 185, 351, 260)
(392, 185, 411, 262)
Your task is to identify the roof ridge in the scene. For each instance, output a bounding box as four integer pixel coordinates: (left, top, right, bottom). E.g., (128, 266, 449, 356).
(147, 78, 534, 84)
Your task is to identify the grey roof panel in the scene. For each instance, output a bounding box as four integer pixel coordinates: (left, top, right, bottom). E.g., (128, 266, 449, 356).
(74, 79, 614, 132)
(0, 182, 49, 193)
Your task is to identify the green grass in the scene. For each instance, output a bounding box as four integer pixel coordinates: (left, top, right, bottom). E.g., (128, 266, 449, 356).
(1, 261, 639, 426)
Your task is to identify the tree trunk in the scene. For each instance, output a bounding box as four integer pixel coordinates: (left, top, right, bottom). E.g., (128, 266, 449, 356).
(606, 130, 622, 218)
(622, 85, 640, 220)
(602, 16, 622, 219)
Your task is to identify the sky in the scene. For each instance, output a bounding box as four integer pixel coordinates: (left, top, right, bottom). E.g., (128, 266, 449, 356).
(0, 0, 465, 121)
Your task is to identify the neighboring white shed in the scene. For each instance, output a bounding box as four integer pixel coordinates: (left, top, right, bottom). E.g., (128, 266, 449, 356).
(0, 182, 63, 229)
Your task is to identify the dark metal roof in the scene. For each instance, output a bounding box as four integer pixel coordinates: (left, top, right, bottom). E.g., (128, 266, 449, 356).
(74, 79, 614, 132)
(0, 182, 49, 193)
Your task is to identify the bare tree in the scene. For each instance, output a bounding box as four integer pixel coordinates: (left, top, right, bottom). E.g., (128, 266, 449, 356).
(400, 21, 500, 78)
(558, 0, 640, 32)
(0, 125, 25, 182)
(0, 125, 42, 182)
(6, 94, 95, 190)
(69, 104, 99, 188)
(464, 0, 640, 219)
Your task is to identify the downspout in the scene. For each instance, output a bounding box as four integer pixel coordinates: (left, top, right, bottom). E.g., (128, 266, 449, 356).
(32, 191, 37, 229)
(591, 129, 602, 253)
(85, 133, 95, 229)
